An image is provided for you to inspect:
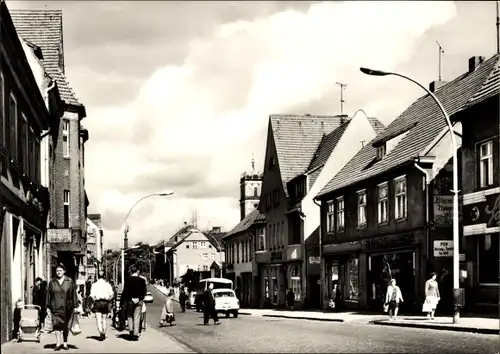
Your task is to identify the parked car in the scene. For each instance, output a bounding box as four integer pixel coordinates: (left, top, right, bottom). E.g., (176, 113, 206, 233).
(186, 291, 196, 309)
(213, 289, 239, 318)
(144, 292, 154, 303)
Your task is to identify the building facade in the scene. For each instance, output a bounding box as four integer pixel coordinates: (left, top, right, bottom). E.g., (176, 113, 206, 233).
(0, 1, 61, 343)
(454, 54, 499, 314)
(256, 113, 384, 309)
(316, 55, 498, 313)
(86, 214, 103, 282)
(11, 9, 89, 281)
(224, 209, 266, 308)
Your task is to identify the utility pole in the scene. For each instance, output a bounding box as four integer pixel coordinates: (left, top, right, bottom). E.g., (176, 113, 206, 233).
(436, 41, 444, 81)
(496, 1, 500, 54)
(335, 82, 347, 116)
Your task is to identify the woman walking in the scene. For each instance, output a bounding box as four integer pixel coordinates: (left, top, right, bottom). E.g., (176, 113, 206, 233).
(46, 263, 79, 351)
(384, 278, 403, 320)
(121, 265, 147, 341)
(90, 270, 114, 341)
(159, 288, 176, 326)
(423, 272, 440, 320)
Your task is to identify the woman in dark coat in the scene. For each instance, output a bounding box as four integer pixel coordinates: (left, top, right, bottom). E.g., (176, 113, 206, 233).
(46, 263, 78, 351)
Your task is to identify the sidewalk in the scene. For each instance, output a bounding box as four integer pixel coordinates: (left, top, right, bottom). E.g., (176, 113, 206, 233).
(0, 316, 194, 353)
(239, 308, 499, 334)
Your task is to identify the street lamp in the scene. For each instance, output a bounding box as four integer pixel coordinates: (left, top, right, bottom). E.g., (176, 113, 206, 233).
(114, 245, 139, 285)
(360, 67, 461, 324)
(121, 191, 174, 290)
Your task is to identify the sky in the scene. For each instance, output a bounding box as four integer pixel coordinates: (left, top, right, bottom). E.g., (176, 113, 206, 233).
(8, 0, 498, 250)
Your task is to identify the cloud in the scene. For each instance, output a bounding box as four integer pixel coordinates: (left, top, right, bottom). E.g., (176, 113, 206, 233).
(75, 0, 460, 248)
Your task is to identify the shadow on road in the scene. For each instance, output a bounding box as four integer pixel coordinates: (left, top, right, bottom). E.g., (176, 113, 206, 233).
(86, 335, 102, 341)
(43, 343, 79, 349)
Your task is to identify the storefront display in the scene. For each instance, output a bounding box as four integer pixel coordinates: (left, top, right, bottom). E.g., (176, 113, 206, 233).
(478, 234, 499, 284)
(288, 264, 301, 301)
(345, 256, 359, 302)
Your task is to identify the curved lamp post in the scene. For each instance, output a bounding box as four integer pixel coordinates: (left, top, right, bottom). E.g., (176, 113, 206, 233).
(121, 191, 174, 289)
(360, 67, 460, 324)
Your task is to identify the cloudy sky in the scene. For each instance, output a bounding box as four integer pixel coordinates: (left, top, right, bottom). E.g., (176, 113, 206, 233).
(9, 1, 497, 249)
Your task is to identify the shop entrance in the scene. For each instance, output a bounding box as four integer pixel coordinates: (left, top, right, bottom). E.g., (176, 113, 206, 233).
(368, 251, 415, 312)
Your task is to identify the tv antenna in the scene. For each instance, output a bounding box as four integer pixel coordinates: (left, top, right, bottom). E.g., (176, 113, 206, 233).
(436, 41, 444, 81)
(335, 82, 347, 116)
(496, 1, 499, 54)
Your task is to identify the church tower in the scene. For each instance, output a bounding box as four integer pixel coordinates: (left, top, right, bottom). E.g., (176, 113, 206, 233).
(239, 156, 263, 221)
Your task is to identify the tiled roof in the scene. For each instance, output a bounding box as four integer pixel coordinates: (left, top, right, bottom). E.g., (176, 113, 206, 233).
(164, 225, 194, 247)
(318, 54, 500, 198)
(468, 56, 500, 106)
(270, 114, 346, 195)
(204, 231, 226, 251)
(368, 117, 386, 135)
(10, 9, 82, 106)
(224, 209, 266, 239)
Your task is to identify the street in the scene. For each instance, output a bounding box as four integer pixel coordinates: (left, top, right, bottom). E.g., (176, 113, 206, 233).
(147, 287, 498, 353)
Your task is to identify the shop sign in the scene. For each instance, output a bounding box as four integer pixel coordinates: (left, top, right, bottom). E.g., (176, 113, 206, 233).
(362, 234, 414, 251)
(433, 240, 453, 257)
(309, 256, 320, 264)
(323, 241, 361, 254)
(47, 228, 72, 243)
(463, 193, 500, 227)
(271, 251, 283, 262)
(433, 195, 453, 226)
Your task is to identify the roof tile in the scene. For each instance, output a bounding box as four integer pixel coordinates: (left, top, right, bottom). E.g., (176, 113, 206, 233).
(318, 54, 500, 198)
(224, 209, 266, 239)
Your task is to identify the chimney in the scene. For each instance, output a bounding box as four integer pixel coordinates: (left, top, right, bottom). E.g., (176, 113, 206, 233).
(212, 226, 221, 234)
(468, 56, 485, 72)
(429, 80, 447, 93)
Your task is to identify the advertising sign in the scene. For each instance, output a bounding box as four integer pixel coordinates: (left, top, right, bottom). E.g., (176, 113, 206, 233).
(433, 240, 453, 257)
(308, 256, 320, 264)
(434, 196, 453, 226)
(47, 229, 72, 243)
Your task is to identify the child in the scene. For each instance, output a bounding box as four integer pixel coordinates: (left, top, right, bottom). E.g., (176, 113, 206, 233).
(13, 299, 24, 340)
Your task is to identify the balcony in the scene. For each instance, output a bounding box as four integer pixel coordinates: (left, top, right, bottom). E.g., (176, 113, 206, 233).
(285, 244, 302, 261)
(255, 250, 271, 264)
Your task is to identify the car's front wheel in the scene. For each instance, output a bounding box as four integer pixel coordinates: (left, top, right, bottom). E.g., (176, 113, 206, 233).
(225, 312, 230, 318)
(233, 311, 238, 318)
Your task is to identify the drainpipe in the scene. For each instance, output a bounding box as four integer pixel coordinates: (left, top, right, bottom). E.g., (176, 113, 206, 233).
(312, 198, 324, 309)
(298, 208, 306, 308)
(414, 160, 431, 272)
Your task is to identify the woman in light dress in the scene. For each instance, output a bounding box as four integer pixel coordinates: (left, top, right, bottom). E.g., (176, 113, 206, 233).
(385, 278, 404, 320)
(159, 289, 176, 326)
(423, 272, 440, 320)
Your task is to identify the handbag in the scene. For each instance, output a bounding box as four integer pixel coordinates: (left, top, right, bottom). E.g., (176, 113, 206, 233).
(422, 298, 433, 313)
(328, 299, 336, 309)
(70, 313, 82, 335)
(44, 310, 53, 333)
(383, 303, 389, 313)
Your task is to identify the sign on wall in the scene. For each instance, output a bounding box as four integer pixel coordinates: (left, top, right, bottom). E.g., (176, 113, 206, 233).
(433, 196, 453, 226)
(47, 229, 72, 243)
(309, 256, 320, 264)
(433, 240, 453, 257)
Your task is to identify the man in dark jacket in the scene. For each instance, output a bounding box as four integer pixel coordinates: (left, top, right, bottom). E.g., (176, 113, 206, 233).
(121, 265, 147, 341)
(32, 277, 47, 329)
(203, 283, 219, 325)
(179, 287, 188, 313)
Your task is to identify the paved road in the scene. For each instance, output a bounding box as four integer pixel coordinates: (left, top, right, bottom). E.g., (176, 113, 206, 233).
(146, 287, 498, 353)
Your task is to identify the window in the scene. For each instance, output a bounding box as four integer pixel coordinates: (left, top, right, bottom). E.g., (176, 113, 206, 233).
(326, 201, 335, 232)
(357, 190, 367, 227)
(478, 234, 499, 284)
(203, 265, 209, 272)
(346, 256, 359, 302)
(336, 197, 344, 231)
(0, 72, 4, 147)
(200, 241, 207, 248)
(185, 243, 190, 249)
(20, 114, 28, 173)
(276, 223, 280, 247)
(258, 227, 265, 250)
(9, 94, 18, 161)
(289, 265, 301, 301)
(377, 182, 388, 224)
(236, 242, 240, 263)
(376, 144, 386, 160)
(202, 253, 208, 260)
(281, 221, 284, 248)
(394, 176, 407, 220)
(254, 187, 258, 197)
(63, 190, 70, 228)
(479, 140, 494, 188)
(210, 253, 215, 259)
(62, 120, 70, 157)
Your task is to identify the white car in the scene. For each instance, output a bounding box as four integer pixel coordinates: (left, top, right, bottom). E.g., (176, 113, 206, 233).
(186, 292, 196, 309)
(144, 292, 154, 303)
(213, 289, 239, 318)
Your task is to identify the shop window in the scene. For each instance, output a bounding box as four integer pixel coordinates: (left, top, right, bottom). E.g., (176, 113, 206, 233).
(357, 190, 367, 227)
(346, 256, 359, 302)
(479, 140, 494, 188)
(264, 277, 269, 298)
(272, 276, 278, 304)
(336, 197, 344, 231)
(394, 176, 407, 220)
(258, 228, 265, 250)
(377, 182, 388, 224)
(289, 265, 301, 301)
(478, 234, 499, 284)
(326, 201, 335, 232)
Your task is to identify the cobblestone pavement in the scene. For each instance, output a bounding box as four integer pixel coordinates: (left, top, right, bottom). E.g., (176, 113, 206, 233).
(148, 286, 498, 353)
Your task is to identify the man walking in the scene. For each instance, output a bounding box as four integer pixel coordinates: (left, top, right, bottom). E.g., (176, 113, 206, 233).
(179, 287, 188, 313)
(121, 265, 147, 341)
(203, 283, 219, 326)
(90, 270, 114, 341)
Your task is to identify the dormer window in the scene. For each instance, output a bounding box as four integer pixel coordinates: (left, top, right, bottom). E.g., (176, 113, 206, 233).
(376, 144, 386, 160)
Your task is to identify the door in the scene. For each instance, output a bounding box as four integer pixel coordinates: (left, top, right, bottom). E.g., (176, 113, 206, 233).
(308, 275, 321, 309)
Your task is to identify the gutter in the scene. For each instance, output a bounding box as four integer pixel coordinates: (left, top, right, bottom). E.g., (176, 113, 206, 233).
(312, 197, 324, 309)
(413, 159, 431, 268)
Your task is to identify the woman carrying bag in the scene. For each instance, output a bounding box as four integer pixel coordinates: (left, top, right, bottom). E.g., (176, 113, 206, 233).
(384, 278, 403, 320)
(423, 272, 440, 320)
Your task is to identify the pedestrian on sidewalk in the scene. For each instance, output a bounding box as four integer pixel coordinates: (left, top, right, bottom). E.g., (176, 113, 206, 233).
(203, 283, 219, 325)
(329, 282, 341, 310)
(423, 272, 440, 320)
(179, 287, 188, 313)
(90, 270, 114, 341)
(159, 289, 176, 326)
(286, 289, 295, 311)
(384, 278, 403, 320)
(121, 265, 147, 341)
(46, 263, 79, 351)
(33, 277, 47, 332)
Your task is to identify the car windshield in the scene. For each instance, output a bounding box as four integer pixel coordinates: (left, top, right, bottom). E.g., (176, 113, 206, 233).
(214, 291, 234, 298)
(146, 292, 152, 295)
(211, 282, 232, 290)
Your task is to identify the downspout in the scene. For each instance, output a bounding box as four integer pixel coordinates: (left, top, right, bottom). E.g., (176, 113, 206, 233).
(414, 160, 431, 273)
(298, 208, 306, 308)
(312, 198, 324, 309)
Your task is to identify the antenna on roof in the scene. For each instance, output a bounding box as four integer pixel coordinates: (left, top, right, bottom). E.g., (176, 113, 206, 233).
(251, 153, 255, 174)
(436, 41, 444, 81)
(496, 1, 500, 54)
(336, 82, 347, 116)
